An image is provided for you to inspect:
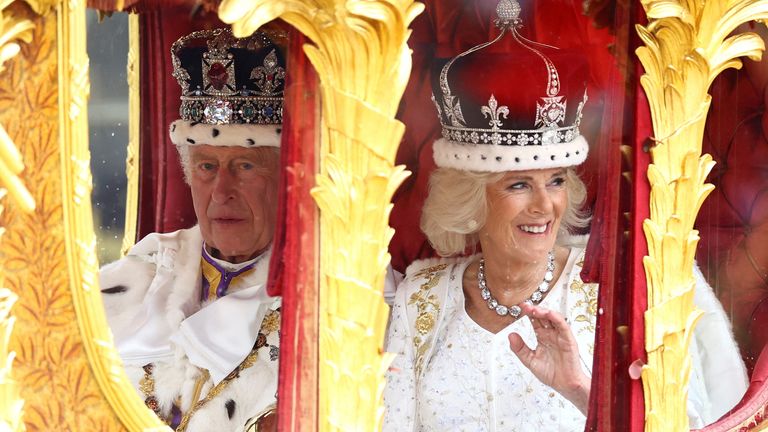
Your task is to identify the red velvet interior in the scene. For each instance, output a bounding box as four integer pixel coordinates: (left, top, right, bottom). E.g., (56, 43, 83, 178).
(390, 1, 638, 430)
(136, 8, 223, 239)
(695, 24, 768, 376)
(125, 2, 768, 430)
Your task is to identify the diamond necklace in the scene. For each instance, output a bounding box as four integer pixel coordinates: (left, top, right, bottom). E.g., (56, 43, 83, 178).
(477, 251, 555, 317)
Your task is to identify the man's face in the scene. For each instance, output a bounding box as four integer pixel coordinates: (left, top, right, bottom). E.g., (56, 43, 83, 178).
(188, 145, 279, 263)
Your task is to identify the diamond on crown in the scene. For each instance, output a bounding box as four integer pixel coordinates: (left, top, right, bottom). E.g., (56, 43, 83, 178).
(204, 100, 233, 124)
(496, 0, 522, 28)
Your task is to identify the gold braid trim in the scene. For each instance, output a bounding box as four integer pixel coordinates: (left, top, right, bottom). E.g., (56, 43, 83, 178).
(408, 263, 448, 377)
(176, 308, 281, 431)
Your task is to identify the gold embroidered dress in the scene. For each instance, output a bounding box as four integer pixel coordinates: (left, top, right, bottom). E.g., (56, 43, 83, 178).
(383, 244, 747, 431)
(384, 247, 596, 431)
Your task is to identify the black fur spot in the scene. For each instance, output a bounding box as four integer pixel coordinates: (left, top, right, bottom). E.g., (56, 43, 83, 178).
(186, 138, 196, 144)
(550, 155, 556, 160)
(576, 151, 580, 155)
(275, 128, 282, 134)
(171, 124, 177, 132)
(212, 128, 220, 137)
(101, 285, 128, 294)
(533, 155, 539, 160)
(565, 152, 570, 158)
(514, 157, 520, 163)
(225, 399, 236, 419)
(246, 139, 256, 146)
(190, 121, 200, 127)
(496, 156, 502, 162)
(480, 155, 487, 160)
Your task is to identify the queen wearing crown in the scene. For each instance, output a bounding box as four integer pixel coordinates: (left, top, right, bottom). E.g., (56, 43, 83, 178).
(383, 1, 748, 430)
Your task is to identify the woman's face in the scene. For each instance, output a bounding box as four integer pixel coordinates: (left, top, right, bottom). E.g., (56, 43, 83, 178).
(479, 168, 569, 263)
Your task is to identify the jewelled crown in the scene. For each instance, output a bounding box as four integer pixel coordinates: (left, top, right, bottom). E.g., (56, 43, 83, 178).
(168, 28, 286, 149)
(431, 0, 590, 172)
(171, 28, 285, 126)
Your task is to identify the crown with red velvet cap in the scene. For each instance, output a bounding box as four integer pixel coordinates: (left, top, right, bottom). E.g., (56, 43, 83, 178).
(431, 0, 589, 172)
(169, 28, 286, 148)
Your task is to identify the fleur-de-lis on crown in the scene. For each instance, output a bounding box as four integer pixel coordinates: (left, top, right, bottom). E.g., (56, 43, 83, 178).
(250, 50, 285, 96)
(481, 95, 509, 130)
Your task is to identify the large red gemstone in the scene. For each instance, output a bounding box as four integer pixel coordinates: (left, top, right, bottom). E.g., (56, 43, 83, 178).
(207, 62, 229, 90)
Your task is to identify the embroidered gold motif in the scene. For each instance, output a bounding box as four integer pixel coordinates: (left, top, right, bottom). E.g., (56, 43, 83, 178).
(411, 263, 449, 281)
(569, 278, 598, 333)
(176, 350, 260, 432)
(139, 364, 162, 416)
(568, 251, 599, 337)
(415, 313, 435, 335)
(261, 309, 280, 335)
(177, 307, 280, 431)
(138, 366, 155, 395)
(408, 263, 448, 376)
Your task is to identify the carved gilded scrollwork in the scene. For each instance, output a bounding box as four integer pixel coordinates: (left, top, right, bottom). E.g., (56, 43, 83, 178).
(636, 1, 768, 430)
(0, 1, 38, 430)
(0, 0, 36, 212)
(58, 1, 165, 430)
(0, 288, 23, 431)
(218, 1, 423, 430)
(0, 0, 158, 430)
(121, 12, 139, 256)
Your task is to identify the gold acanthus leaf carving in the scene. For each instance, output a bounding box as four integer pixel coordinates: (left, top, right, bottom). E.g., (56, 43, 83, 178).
(219, 1, 423, 431)
(0, 125, 34, 213)
(0, 0, 34, 74)
(0, 284, 24, 432)
(0, 0, 35, 214)
(0, 3, 37, 427)
(19, 0, 56, 16)
(636, 1, 768, 431)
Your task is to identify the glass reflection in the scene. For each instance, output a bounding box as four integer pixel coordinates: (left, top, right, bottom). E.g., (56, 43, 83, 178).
(86, 10, 129, 264)
(693, 23, 768, 427)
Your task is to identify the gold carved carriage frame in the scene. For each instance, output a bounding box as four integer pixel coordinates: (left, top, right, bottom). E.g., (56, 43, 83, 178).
(0, 0, 767, 431)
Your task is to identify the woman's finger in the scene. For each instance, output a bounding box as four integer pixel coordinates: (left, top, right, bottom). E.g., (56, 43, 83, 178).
(523, 303, 569, 333)
(508, 332, 536, 368)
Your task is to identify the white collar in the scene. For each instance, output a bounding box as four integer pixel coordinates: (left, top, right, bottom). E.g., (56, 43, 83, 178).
(201, 244, 266, 273)
(115, 235, 278, 384)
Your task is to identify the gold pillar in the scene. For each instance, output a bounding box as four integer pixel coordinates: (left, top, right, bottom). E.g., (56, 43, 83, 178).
(636, 1, 768, 430)
(120, 12, 139, 256)
(218, 1, 423, 430)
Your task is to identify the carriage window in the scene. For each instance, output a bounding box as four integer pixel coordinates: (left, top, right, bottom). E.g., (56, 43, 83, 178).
(693, 22, 768, 425)
(86, 10, 129, 264)
(385, 1, 759, 430)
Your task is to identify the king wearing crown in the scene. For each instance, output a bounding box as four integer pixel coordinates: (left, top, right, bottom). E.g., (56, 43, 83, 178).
(98, 27, 284, 432)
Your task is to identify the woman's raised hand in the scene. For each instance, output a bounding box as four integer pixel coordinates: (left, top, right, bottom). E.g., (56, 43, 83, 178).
(508, 302, 591, 415)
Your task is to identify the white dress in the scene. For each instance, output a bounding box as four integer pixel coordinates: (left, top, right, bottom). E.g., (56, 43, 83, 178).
(384, 244, 748, 431)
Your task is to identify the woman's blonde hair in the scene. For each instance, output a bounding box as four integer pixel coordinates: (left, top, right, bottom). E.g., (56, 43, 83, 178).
(421, 167, 590, 256)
